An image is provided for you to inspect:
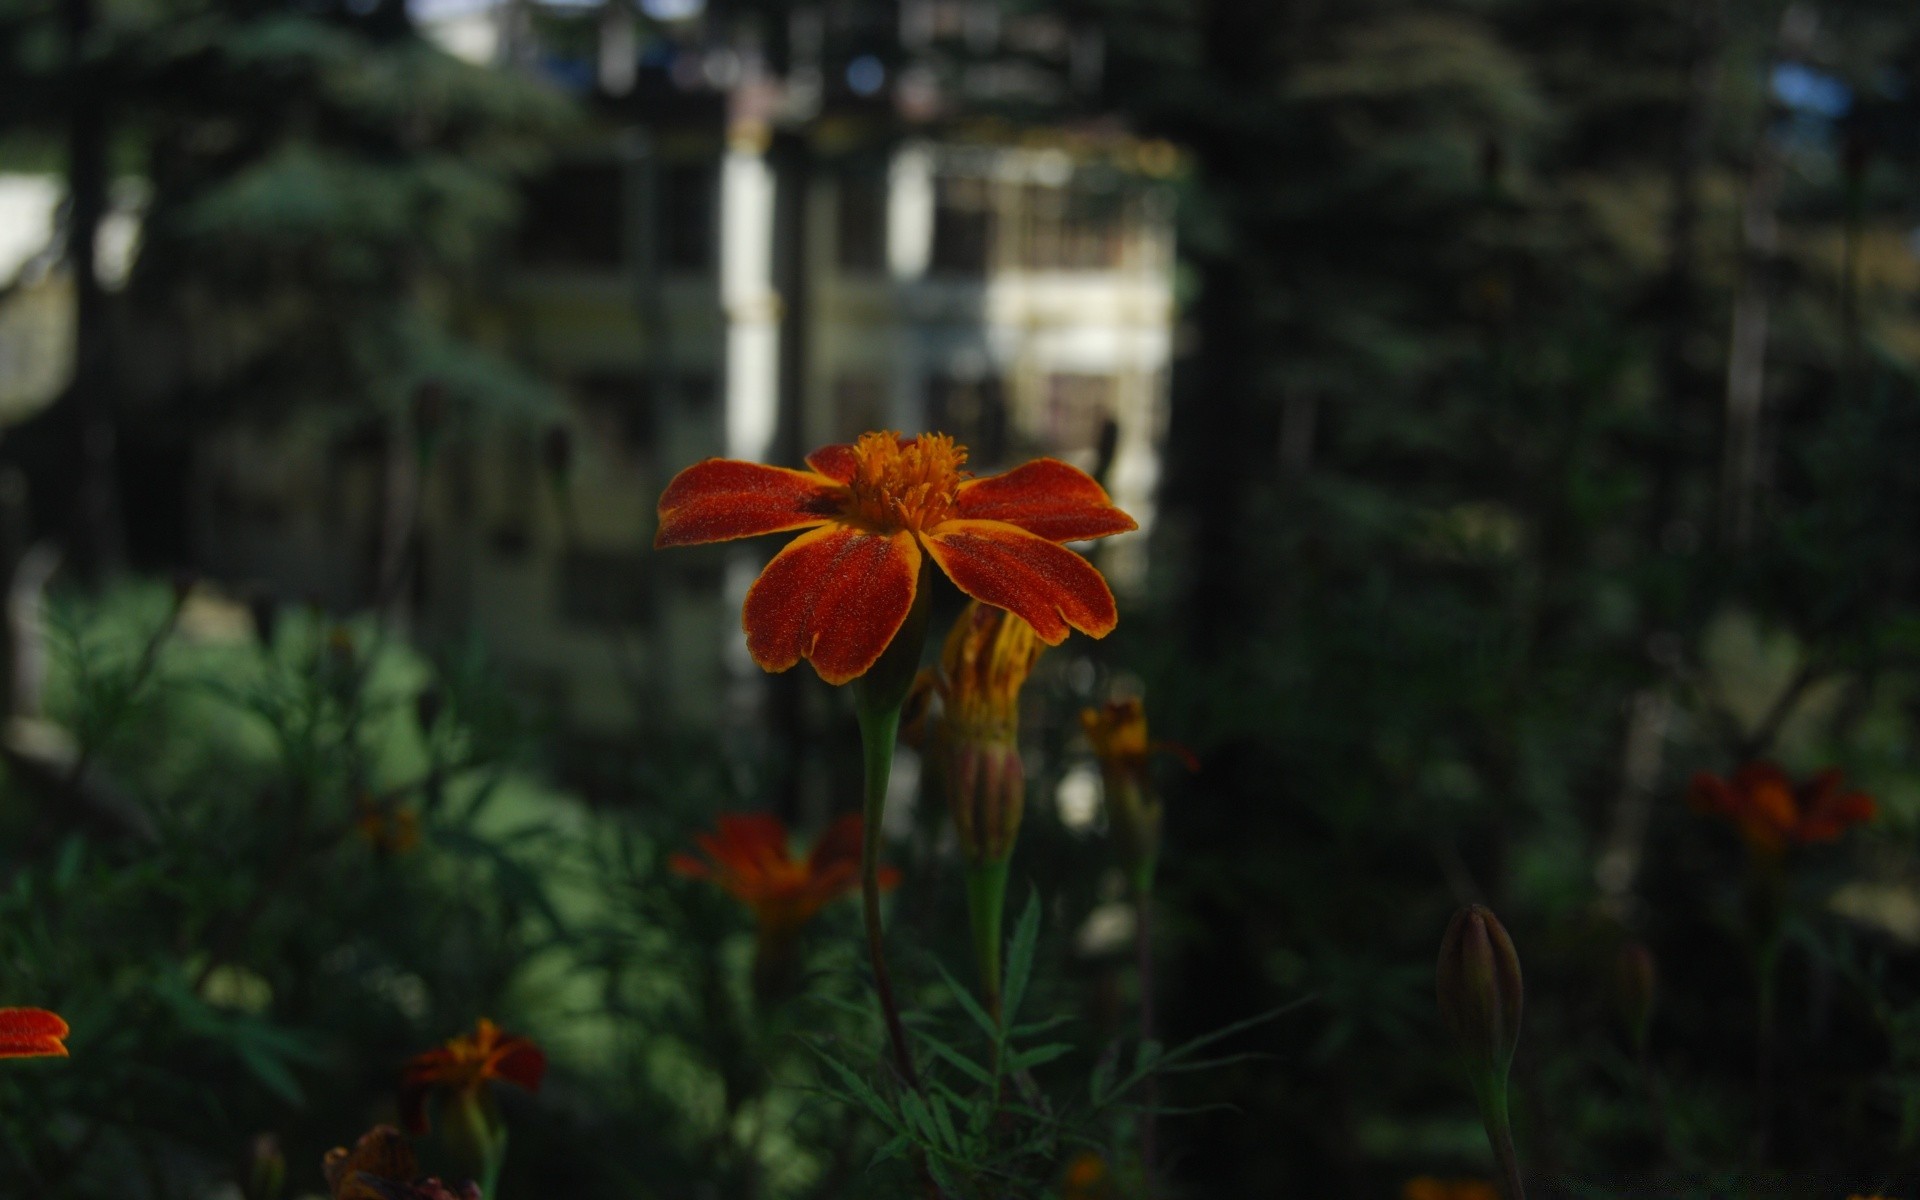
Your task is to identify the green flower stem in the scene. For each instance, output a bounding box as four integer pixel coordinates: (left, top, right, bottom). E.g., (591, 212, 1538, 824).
(964, 857, 1011, 1023)
(450, 1090, 506, 1200)
(1475, 1078, 1525, 1200)
(855, 697, 920, 1093)
(850, 563, 933, 1093)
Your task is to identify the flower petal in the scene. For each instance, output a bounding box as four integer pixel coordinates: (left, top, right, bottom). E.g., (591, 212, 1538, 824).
(923, 520, 1117, 644)
(654, 459, 843, 548)
(743, 524, 923, 685)
(807, 812, 867, 876)
(490, 1040, 547, 1094)
(954, 459, 1137, 542)
(805, 443, 861, 482)
(0, 1007, 66, 1058)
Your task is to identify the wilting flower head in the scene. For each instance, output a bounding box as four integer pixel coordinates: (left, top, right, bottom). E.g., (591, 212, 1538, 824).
(323, 1125, 479, 1200)
(1402, 1178, 1500, 1200)
(1080, 698, 1194, 891)
(671, 813, 896, 941)
(926, 602, 1044, 864)
(1687, 762, 1875, 857)
(399, 1018, 546, 1136)
(1436, 905, 1524, 1092)
(654, 431, 1136, 684)
(0, 1007, 68, 1059)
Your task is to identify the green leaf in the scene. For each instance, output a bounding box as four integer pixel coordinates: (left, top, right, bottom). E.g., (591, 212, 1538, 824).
(1001, 889, 1042, 1026)
(914, 1029, 994, 1088)
(933, 961, 1000, 1041)
(866, 1133, 909, 1168)
(1009, 1042, 1076, 1072)
(803, 1041, 900, 1131)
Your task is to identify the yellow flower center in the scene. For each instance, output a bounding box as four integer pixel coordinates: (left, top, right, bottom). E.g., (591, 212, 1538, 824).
(843, 432, 969, 533)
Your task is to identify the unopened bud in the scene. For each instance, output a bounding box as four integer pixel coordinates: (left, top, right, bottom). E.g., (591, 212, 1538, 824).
(934, 603, 1041, 866)
(1436, 904, 1524, 1086)
(1081, 698, 1162, 893)
(949, 737, 1025, 864)
(1613, 941, 1656, 1050)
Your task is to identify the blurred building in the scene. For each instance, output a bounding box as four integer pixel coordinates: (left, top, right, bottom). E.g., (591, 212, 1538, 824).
(198, 0, 1182, 732)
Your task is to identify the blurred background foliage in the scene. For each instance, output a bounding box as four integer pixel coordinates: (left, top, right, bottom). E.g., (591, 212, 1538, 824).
(3, 0, 1920, 1195)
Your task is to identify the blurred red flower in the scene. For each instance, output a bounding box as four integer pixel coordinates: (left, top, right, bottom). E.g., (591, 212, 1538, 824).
(399, 1018, 545, 1136)
(654, 431, 1135, 684)
(0, 1007, 67, 1059)
(671, 812, 897, 941)
(1687, 762, 1876, 856)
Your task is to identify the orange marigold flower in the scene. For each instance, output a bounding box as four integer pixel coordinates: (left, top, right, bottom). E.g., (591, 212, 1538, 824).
(399, 1018, 546, 1136)
(1401, 1178, 1500, 1200)
(323, 1125, 479, 1200)
(1687, 762, 1876, 857)
(0, 1007, 68, 1059)
(671, 813, 897, 940)
(654, 431, 1136, 685)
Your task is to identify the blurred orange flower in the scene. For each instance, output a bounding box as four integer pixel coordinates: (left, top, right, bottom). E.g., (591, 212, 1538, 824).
(399, 1018, 546, 1135)
(1401, 1178, 1499, 1200)
(1080, 698, 1195, 890)
(0, 1007, 68, 1058)
(672, 813, 897, 941)
(655, 431, 1135, 684)
(323, 1125, 479, 1200)
(1080, 698, 1197, 783)
(1060, 1151, 1117, 1200)
(1688, 762, 1875, 856)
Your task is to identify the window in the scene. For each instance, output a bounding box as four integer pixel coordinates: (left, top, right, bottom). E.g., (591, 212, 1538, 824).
(836, 171, 889, 273)
(518, 162, 624, 269)
(1017, 183, 1124, 270)
(930, 175, 994, 275)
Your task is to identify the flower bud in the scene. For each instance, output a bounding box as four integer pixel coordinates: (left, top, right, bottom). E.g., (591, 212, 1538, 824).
(1436, 904, 1524, 1086)
(1081, 698, 1162, 892)
(932, 603, 1042, 865)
